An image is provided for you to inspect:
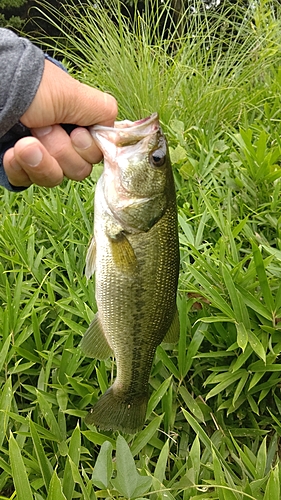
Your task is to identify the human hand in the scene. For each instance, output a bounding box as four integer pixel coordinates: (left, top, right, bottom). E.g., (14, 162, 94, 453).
(3, 59, 118, 188)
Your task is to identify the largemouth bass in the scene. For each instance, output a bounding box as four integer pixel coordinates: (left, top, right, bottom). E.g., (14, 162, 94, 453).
(81, 113, 179, 434)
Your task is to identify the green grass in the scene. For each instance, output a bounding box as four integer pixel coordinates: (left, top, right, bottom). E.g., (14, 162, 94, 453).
(2, 0, 281, 497)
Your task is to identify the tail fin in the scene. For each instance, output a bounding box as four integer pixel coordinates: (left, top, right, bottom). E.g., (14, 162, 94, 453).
(85, 384, 149, 434)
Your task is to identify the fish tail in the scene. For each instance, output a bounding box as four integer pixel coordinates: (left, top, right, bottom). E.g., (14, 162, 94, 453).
(85, 384, 149, 434)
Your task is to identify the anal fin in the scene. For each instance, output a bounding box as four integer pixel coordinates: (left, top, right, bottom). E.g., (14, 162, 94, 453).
(80, 314, 113, 359)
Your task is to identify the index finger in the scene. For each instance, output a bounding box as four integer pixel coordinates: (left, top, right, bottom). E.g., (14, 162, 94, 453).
(60, 85, 118, 129)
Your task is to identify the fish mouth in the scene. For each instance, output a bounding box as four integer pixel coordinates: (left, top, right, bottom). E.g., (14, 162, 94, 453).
(89, 113, 160, 147)
(113, 112, 159, 130)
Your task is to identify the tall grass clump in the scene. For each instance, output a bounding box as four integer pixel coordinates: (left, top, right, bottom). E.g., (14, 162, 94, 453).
(35, 0, 280, 130)
(1, 0, 281, 498)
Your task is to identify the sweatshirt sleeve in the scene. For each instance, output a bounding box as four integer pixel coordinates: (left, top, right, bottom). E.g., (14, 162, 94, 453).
(0, 29, 44, 191)
(0, 28, 45, 138)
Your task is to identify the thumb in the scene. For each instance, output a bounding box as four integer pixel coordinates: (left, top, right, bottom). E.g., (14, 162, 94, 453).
(21, 60, 118, 129)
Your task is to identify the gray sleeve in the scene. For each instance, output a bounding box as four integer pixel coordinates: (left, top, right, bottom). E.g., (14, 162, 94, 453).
(0, 28, 45, 138)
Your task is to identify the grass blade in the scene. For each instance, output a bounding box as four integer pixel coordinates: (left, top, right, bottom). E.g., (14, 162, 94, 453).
(47, 471, 67, 500)
(9, 432, 33, 500)
(252, 242, 274, 313)
(264, 465, 280, 500)
(62, 423, 81, 500)
(29, 420, 53, 490)
(0, 377, 13, 448)
(146, 376, 172, 418)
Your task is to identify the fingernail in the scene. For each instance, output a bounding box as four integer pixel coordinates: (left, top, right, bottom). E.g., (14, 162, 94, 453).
(33, 126, 53, 137)
(21, 146, 43, 167)
(10, 157, 22, 172)
(72, 130, 93, 150)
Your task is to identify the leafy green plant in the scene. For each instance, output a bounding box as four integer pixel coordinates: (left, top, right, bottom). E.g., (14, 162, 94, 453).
(0, 0, 28, 29)
(2, 0, 281, 497)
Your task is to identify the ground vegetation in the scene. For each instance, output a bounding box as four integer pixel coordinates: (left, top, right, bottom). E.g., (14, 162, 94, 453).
(1, 0, 281, 498)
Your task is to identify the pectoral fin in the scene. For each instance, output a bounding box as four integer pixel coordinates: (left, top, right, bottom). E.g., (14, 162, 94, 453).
(163, 309, 180, 343)
(109, 232, 137, 272)
(85, 237, 96, 279)
(80, 314, 113, 359)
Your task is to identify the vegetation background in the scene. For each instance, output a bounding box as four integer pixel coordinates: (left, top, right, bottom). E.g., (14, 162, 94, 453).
(1, 0, 281, 498)
(0, 0, 265, 36)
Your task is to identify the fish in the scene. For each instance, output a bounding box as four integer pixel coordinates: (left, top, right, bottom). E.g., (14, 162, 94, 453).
(80, 112, 179, 434)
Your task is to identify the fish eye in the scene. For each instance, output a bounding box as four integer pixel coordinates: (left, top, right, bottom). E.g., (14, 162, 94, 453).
(150, 149, 166, 167)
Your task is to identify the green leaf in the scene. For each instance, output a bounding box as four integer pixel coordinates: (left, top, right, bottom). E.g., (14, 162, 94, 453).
(0, 377, 13, 448)
(213, 450, 225, 500)
(91, 441, 113, 489)
(222, 265, 250, 327)
(82, 431, 115, 448)
(154, 439, 169, 484)
(247, 394, 260, 415)
(248, 372, 264, 391)
(47, 471, 67, 500)
(62, 423, 81, 500)
(200, 316, 236, 324)
(230, 436, 257, 478)
(189, 435, 200, 483)
(230, 344, 252, 372)
(9, 432, 33, 500)
(206, 371, 245, 400)
(214, 139, 229, 153)
(237, 285, 272, 321)
(189, 267, 234, 318)
(146, 376, 172, 418)
(73, 186, 92, 233)
(68, 457, 91, 500)
(0, 455, 11, 475)
(264, 465, 280, 500)
(178, 213, 195, 244)
(255, 436, 267, 479)
(130, 415, 163, 456)
(232, 370, 249, 405)
(56, 388, 68, 411)
(182, 410, 219, 459)
(132, 477, 153, 499)
(180, 321, 206, 377)
(36, 389, 63, 441)
(112, 435, 152, 498)
(236, 322, 248, 351)
(252, 242, 274, 312)
(170, 144, 187, 163)
(248, 330, 266, 362)
(30, 420, 53, 490)
(0, 334, 11, 372)
(177, 295, 188, 377)
(179, 386, 205, 422)
(156, 346, 180, 379)
(170, 119, 185, 135)
(200, 191, 224, 233)
(95, 366, 109, 394)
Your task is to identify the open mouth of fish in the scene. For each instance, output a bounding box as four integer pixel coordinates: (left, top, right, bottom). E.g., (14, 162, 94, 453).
(89, 112, 160, 148)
